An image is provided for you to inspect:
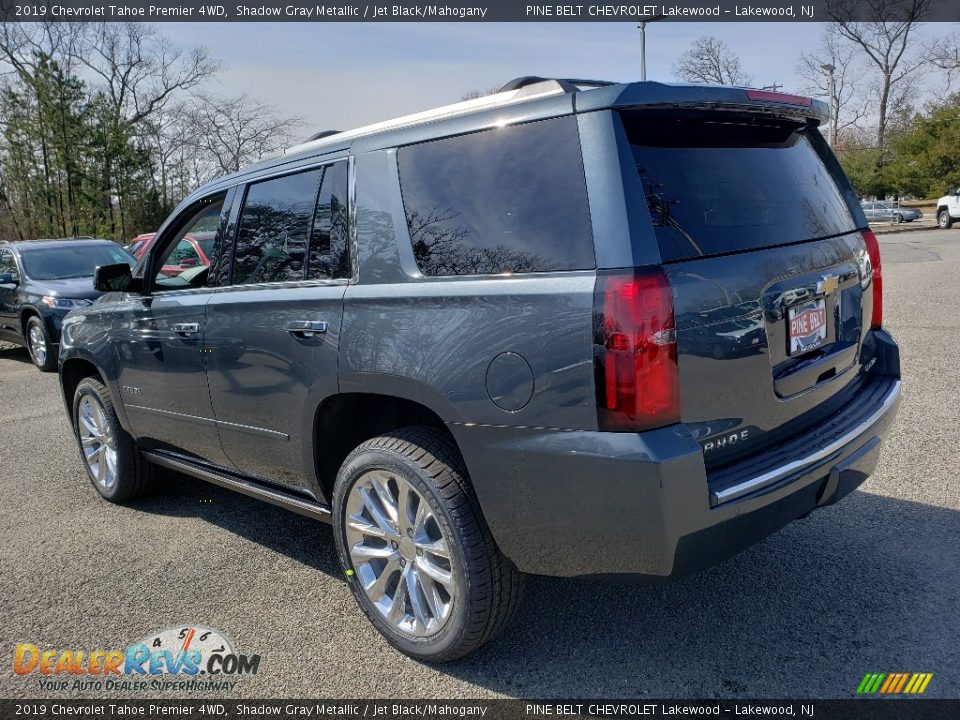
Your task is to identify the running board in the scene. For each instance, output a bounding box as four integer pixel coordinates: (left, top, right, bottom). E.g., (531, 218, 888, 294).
(143, 451, 332, 522)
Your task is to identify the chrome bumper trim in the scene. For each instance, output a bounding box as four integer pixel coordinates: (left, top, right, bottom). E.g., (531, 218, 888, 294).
(711, 379, 901, 506)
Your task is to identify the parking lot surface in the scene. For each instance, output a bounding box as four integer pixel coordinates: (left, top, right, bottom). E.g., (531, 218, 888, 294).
(1, 229, 958, 699)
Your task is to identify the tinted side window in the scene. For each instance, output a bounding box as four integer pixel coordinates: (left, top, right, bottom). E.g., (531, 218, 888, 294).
(397, 116, 594, 276)
(153, 194, 226, 292)
(308, 161, 350, 280)
(232, 169, 323, 285)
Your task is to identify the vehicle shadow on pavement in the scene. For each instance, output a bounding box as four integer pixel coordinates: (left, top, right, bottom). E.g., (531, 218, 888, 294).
(130, 469, 342, 576)
(455, 490, 960, 698)
(129, 475, 959, 698)
(0, 344, 32, 365)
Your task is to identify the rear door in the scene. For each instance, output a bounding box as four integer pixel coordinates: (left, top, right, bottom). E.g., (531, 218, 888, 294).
(204, 161, 350, 494)
(619, 109, 873, 469)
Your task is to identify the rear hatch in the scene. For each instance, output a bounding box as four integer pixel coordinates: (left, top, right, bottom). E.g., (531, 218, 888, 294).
(618, 101, 877, 471)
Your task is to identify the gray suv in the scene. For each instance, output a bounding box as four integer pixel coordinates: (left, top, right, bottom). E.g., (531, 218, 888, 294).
(58, 78, 902, 661)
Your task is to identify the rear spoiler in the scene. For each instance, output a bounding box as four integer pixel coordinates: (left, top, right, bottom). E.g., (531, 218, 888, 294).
(575, 82, 829, 124)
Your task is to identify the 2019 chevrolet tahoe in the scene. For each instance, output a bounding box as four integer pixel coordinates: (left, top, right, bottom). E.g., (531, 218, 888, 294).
(58, 78, 902, 661)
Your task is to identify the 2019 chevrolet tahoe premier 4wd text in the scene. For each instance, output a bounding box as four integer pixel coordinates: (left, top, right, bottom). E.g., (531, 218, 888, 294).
(58, 78, 902, 661)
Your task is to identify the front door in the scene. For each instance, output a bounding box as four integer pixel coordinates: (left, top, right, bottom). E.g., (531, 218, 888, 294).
(114, 193, 232, 466)
(204, 161, 350, 494)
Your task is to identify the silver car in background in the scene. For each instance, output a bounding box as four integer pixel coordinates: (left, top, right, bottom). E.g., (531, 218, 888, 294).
(861, 201, 923, 223)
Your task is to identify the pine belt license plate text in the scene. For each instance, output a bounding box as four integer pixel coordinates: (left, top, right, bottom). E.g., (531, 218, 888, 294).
(788, 298, 827, 355)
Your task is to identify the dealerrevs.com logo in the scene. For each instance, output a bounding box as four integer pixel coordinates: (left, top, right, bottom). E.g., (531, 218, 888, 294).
(13, 625, 261, 692)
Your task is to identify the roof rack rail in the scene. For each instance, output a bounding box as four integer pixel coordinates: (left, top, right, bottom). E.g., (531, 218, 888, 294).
(498, 76, 616, 93)
(303, 130, 342, 142)
(276, 77, 598, 160)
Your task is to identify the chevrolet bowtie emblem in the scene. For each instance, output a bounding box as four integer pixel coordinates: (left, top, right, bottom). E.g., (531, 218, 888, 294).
(817, 274, 839, 295)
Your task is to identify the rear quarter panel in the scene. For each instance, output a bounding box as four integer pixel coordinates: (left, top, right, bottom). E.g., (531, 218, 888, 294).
(343, 148, 598, 430)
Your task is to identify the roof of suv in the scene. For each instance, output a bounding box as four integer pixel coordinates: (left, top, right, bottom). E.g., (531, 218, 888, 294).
(182, 77, 829, 207)
(278, 77, 827, 158)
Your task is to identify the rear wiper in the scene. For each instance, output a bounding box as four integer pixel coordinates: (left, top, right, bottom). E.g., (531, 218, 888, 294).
(643, 181, 704, 257)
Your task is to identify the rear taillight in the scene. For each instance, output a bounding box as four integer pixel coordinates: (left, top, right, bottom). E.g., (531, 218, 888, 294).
(594, 268, 680, 432)
(862, 229, 883, 329)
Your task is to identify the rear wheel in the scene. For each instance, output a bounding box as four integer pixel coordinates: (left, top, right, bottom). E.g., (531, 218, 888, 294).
(333, 427, 522, 662)
(72, 377, 155, 502)
(938, 210, 954, 229)
(25, 315, 56, 372)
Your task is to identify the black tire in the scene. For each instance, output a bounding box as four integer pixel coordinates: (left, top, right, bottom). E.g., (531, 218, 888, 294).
(72, 377, 155, 503)
(25, 315, 56, 372)
(332, 426, 522, 662)
(938, 210, 953, 229)
(895, 213, 904, 224)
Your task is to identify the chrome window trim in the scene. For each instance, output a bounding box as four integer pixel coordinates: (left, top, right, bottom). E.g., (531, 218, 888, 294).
(711, 379, 901, 506)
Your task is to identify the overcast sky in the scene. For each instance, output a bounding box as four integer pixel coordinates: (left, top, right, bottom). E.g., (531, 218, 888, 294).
(172, 21, 956, 136)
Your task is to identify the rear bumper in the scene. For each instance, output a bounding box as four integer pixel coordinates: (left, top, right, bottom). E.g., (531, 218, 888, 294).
(454, 370, 901, 579)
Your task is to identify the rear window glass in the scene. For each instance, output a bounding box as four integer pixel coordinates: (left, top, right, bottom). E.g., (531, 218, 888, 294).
(397, 116, 594, 276)
(621, 111, 857, 262)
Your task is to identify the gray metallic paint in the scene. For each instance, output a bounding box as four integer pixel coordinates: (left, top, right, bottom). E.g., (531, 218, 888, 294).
(58, 81, 902, 579)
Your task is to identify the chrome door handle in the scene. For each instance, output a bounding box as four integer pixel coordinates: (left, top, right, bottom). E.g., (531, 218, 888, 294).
(285, 320, 327, 338)
(171, 322, 200, 336)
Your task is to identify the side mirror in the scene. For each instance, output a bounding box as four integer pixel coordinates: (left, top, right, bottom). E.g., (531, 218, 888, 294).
(0, 272, 18, 286)
(179, 258, 197, 269)
(94, 263, 139, 293)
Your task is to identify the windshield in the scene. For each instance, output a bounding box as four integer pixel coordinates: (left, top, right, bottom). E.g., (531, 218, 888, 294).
(621, 110, 858, 262)
(20, 244, 135, 280)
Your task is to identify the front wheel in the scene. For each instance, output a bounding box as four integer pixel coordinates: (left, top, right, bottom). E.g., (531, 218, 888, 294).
(333, 427, 522, 662)
(72, 377, 155, 502)
(938, 210, 954, 229)
(25, 315, 56, 371)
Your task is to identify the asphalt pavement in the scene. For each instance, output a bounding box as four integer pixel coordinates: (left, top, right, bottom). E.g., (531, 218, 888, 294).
(1, 229, 958, 699)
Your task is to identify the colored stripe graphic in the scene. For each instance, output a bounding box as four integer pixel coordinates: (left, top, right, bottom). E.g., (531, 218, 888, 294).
(857, 673, 932, 694)
(893, 673, 910, 693)
(879, 674, 897, 693)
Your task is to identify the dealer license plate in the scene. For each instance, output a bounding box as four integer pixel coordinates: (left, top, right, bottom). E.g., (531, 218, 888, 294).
(788, 298, 827, 356)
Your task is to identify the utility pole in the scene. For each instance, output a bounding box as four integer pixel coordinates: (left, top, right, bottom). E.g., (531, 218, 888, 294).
(637, 16, 666, 81)
(820, 63, 837, 146)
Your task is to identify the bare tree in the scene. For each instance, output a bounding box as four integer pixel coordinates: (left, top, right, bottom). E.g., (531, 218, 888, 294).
(185, 94, 303, 174)
(77, 23, 220, 126)
(672, 36, 751, 86)
(797, 28, 870, 140)
(826, 0, 934, 150)
(928, 32, 960, 81)
(0, 21, 85, 79)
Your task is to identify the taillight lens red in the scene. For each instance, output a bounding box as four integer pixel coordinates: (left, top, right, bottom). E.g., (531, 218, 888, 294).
(862, 230, 883, 329)
(594, 268, 680, 431)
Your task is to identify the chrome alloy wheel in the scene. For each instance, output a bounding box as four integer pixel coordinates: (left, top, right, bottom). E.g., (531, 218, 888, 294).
(28, 324, 47, 366)
(77, 393, 118, 492)
(345, 470, 456, 638)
